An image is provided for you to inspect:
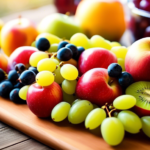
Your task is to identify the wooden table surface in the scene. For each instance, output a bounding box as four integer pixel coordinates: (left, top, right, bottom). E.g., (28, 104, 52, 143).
(0, 3, 132, 150)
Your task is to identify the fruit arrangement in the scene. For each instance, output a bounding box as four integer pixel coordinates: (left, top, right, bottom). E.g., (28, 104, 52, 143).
(0, 0, 150, 147)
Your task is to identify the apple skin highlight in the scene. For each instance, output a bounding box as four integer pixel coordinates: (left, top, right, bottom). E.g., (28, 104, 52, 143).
(125, 37, 150, 81)
(76, 68, 122, 106)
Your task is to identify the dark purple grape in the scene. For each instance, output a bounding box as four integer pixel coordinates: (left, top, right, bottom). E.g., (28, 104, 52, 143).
(65, 44, 78, 58)
(108, 63, 122, 78)
(118, 72, 134, 88)
(19, 70, 35, 85)
(15, 63, 26, 74)
(10, 88, 26, 104)
(28, 67, 38, 75)
(74, 46, 85, 60)
(8, 70, 19, 83)
(0, 80, 14, 98)
(36, 37, 50, 51)
(57, 47, 73, 61)
(57, 41, 69, 50)
(14, 82, 25, 89)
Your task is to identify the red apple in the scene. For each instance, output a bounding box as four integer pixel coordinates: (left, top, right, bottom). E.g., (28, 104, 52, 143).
(125, 37, 150, 81)
(27, 82, 63, 118)
(7, 46, 38, 72)
(76, 68, 122, 106)
(78, 48, 117, 75)
(1, 17, 38, 56)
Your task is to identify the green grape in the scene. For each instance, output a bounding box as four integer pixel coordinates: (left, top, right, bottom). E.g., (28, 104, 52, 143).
(62, 79, 77, 95)
(19, 85, 30, 100)
(37, 58, 56, 72)
(48, 43, 58, 53)
(54, 66, 64, 84)
(68, 100, 93, 124)
(63, 91, 77, 104)
(51, 102, 71, 122)
(60, 64, 78, 80)
(113, 95, 136, 110)
(70, 33, 90, 49)
(141, 116, 150, 138)
(117, 110, 142, 134)
(101, 117, 124, 146)
(117, 58, 125, 71)
(111, 42, 121, 47)
(36, 33, 61, 44)
(113, 112, 119, 117)
(90, 35, 112, 50)
(51, 58, 60, 65)
(72, 99, 81, 106)
(85, 108, 106, 130)
(111, 46, 128, 59)
(36, 71, 54, 86)
(29, 51, 49, 67)
(31, 41, 36, 47)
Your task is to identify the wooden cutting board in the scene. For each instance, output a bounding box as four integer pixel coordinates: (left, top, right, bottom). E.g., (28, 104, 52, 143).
(0, 98, 150, 150)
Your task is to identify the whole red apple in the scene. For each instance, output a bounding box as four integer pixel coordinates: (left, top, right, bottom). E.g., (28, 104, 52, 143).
(7, 46, 38, 72)
(27, 82, 63, 118)
(125, 37, 150, 81)
(78, 48, 117, 75)
(76, 68, 122, 106)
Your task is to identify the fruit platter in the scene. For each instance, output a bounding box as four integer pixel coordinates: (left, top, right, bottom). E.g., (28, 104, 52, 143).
(0, 0, 150, 149)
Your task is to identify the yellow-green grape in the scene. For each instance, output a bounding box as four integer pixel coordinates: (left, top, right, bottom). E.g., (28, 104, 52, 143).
(85, 108, 106, 130)
(54, 66, 64, 84)
(111, 46, 128, 59)
(111, 42, 121, 47)
(36, 71, 54, 86)
(51, 102, 71, 122)
(117, 58, 125, 71)
(60, 64, 78, 80)
(62, 79, 77, 95)
(117, 110, 142, 134)
(51, 54, 61, 63)
(72, 99, 81, 106)
(101, 117, 124, 146)
(36, 33, 61, 44)
(70, 33, 90, 49)
(19, 85, 30, 100)
(31, 41, 36, 47)
(48, 43, 58, 53)
(37, 58, 56, 72)
(141, 116, 150, 138)
(90, 35, 112, 50)
(29, 51, 49, 67)
(51, 58, 60, 65)
(113, 95, 136, 110)
(68, 100, 93, 124)
(63, 91, 77, 104)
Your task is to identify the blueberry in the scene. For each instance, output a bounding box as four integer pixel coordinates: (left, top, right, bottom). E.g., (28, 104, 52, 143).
(36, 37, 50, 51)
(0, 69, 5, 82)
(10, 88, 26, 104)
(28, 67, 38, 75)
(57, 41, 69, 50)
(57, 47, 73, 61)
(118, 72, 134, 88)
(19, 70, 35, 85)
(108, 63, 122, 78)
(0, 80, 14, 98)
(65, 44, 78, 59)
(14, 82, 25, 89)
(8, 70, 19, 83)
(15, 63, 26, 74)
(74, 46, 85, 60)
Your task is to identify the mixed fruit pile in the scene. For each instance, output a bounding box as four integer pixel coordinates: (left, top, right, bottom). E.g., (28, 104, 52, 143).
(0, 0, 150, 147)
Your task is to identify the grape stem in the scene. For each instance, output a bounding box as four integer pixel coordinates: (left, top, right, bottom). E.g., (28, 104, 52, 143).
(102, 103, 117, 118)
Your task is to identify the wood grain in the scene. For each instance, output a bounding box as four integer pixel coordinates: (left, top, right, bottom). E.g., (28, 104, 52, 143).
(0, 98, 150, 150)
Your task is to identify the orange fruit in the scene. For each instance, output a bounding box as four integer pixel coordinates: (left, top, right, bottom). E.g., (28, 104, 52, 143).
(75, 0, 126, 41)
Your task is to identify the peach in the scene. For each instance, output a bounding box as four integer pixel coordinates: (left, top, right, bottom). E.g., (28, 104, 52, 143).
(0, 53, 8, 73)
(1, 17, 38, 56)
